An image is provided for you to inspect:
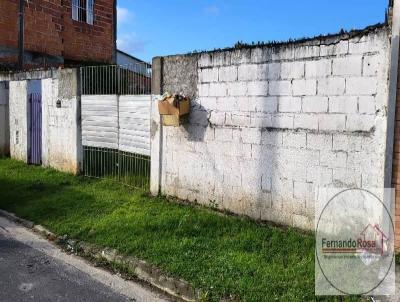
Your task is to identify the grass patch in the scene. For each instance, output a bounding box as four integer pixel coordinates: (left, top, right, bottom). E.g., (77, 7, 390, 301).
(82, 146, 151, 190)
(0, 158, 362, 301)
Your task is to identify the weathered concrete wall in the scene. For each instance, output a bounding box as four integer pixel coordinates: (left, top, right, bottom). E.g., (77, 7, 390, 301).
(42, 69, 82, 174)
(151, 26, 391, 229)
(0, 82, 9, 156)
(7, 68, 82, 174)
(9, 80, 28, 162)
(162, 55, 199, 100)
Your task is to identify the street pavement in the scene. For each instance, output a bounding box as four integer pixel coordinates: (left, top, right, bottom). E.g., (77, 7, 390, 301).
(0, 217, 172, 302)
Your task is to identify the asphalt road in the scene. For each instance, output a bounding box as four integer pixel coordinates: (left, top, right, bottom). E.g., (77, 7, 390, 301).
(0, 217, 171, 302)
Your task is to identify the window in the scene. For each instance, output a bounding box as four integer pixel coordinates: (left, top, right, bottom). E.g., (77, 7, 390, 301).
(72, 0, 94, 25)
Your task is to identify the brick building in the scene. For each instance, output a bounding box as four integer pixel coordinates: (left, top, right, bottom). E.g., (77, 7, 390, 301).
(0, 0, 116, 69)
(392, 50, 400, 250)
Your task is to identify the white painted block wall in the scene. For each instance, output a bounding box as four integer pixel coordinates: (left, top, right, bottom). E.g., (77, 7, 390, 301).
(41, 78, 81, 173)
(155, 28, 391, 230)
(8, 69, 82, 174)
(9, 80, 28, 162)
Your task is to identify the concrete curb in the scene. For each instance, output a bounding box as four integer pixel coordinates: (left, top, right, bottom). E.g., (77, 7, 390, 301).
(0, 209, 200, 302)
(0, 209, 34, 228)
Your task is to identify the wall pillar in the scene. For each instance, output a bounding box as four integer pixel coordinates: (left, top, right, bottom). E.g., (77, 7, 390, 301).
(41, 68, 82, 174)
(150, 57, 163, 195)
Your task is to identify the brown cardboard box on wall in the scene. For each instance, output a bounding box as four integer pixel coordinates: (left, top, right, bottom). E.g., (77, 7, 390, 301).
(158, 96, 190, 116)
(158, 94, 190, 126)
(161, 115, 189, 127)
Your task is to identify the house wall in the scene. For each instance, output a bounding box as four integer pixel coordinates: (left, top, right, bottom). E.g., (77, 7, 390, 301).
(0, 81, 9, 156)
(7, 68, 82, 173)
(0, 0, 115, 68)
(116, 52, 143, 68)
(61, 0, 115, 63)
(0, 0, 18, 65)
(151, 26, 391, 229)
(392, 35, 400, 251)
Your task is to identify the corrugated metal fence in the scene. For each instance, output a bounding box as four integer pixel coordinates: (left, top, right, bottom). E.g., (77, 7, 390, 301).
(81, 64, 151, 190)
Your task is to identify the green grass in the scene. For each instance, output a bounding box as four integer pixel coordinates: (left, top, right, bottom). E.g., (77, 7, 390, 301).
(0, 158, 362, 302)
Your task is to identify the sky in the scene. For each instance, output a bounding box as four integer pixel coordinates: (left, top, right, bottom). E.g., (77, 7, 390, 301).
(116, 0, 388, 63)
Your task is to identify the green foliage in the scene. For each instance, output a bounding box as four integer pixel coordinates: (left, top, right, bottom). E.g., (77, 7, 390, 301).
(0, 159, 363, 301)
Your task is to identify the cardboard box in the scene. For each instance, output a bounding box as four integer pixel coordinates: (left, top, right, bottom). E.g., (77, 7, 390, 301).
(158, 97, 190, 116)
(158, 95, 190, 127)
(161, 115, 189, 127)
(161, 115, 180, 127)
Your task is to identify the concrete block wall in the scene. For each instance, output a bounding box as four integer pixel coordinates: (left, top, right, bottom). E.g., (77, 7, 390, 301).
(152, 26, 391, 230)
(9, 80, 28, 162)
(41, 69, 82, 174)
(7, 68, 82, 174)
(0, 82, 9, 156)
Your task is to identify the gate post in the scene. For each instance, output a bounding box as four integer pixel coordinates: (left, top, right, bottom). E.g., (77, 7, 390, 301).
(150, 57, 163, 195)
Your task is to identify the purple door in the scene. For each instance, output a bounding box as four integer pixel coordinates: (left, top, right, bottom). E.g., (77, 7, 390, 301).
(29, 93, 42, 165)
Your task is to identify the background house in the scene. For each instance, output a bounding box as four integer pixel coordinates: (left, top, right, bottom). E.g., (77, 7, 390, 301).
(116, 49, 152, 94)
(0, 0, 117, 69)
(116, 50, 151, 74)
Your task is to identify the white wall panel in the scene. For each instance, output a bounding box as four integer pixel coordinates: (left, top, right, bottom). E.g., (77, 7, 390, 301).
(118, 95, 151, 155)
(81, 94, 151, 156)
(81, 95, 118, 149)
